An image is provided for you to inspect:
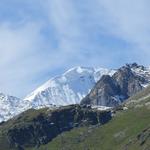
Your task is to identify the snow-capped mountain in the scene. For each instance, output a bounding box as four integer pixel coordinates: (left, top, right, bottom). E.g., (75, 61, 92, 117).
(0, 93, 31, 122)
(0, 66, 115, 123)
(1, 63, 150, 123)
(24, 66, 116, 108)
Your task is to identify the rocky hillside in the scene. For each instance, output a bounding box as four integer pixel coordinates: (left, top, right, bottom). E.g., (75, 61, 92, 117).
(41, 108, 150, 150)
(34, 86, 150, 150)
(81, 63, 150, 107)
(0, 105, 111, 150)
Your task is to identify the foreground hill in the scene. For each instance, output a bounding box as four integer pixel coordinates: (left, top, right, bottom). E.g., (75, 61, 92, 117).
(0, 105, 111, 150)
(40, 106, 150, 150)
(30, 86, 150, 150)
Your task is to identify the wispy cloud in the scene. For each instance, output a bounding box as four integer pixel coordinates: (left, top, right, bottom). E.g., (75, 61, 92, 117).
(98, 0, 150, 56)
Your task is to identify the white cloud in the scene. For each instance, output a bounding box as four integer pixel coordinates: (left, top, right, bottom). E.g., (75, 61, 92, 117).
(0, 0, 150, 97)
(0, 21, 44, 95)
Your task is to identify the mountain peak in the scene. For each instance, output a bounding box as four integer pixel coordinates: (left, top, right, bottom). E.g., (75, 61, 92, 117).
(63, 66, 95, 76)
(126, 63, 145, 70)
(24, 66, 115, 108)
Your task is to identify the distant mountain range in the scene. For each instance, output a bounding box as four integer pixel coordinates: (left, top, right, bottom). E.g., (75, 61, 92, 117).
(0, 63, 150, 150)
(0, 71, 150, 150)
(0, 93, 31, 122)
(0, 63, 150, 122)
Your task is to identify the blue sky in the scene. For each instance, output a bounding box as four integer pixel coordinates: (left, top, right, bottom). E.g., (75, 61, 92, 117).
(0, 0, 150, 97)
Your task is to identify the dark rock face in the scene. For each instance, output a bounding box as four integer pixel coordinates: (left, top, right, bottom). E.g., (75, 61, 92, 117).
(7, 116, 59, 148)
(81, 64, 144, 107)
(5, 105, 111, 149)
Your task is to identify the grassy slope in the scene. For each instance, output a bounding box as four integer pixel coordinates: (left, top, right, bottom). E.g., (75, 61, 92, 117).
(31, 106, 150, 150)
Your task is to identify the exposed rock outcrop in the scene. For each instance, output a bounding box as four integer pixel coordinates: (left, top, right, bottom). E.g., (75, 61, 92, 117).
(81, 64, 145, 107)
(0, 105, 111, 150)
